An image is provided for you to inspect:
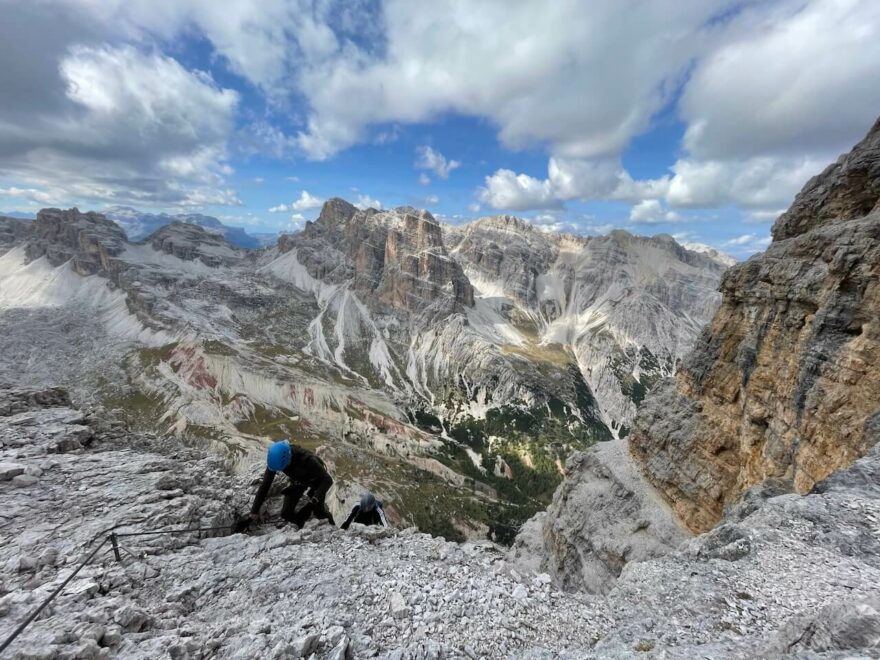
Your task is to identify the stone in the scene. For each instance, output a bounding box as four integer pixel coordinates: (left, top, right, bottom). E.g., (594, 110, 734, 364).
(290, 633, 320, 658)
(390, 592, 411, 620)
(0, 462, 25, 481)
(12, 474, 39, 487)
(326, 636, 352, 660)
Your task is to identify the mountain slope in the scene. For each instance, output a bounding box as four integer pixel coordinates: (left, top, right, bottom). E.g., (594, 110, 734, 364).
(2, 386, 878, 659)
(0, 203, 725, 539)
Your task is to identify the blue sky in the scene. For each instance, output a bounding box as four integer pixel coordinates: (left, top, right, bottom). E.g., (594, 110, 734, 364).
(1, 0, 878, 259)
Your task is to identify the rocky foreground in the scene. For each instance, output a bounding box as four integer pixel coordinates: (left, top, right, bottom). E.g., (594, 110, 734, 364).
(1, 387, 879, 659)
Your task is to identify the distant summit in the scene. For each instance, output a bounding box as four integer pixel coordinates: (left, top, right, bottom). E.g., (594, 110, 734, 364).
(103, 205, 263, 249)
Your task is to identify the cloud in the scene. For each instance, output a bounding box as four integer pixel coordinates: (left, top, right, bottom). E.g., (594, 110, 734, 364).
(681, 0, 880, 162)
(292, 1, 732, 159)
(269, 190, 324, 213)
(478, 169, 558, 211)
(744, 209, 785, 224)
(415, 146, 460, 179)
(722, 233, 772, 255)
(0, 187, 59, 205)
(423, 194, 439, 205)
(418, 173, 431, 186)
(629, 199, 681, 225)
(0, 10, 240, 208)
(354, 194, 382, 210)
(665, 155, 825, 209)
(478, 157, 669, 211)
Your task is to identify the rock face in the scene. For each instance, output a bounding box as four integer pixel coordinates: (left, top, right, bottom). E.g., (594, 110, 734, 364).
(295, 198, 474, 314)
(0, 217, 31, 255)
(1, 387, 879, 659)
(512, 441, 688, 594)
(630, 116, 880, 533)
(147, 221, 242, 267)
(448, 219, 726, 434)
(24, 208, 126, 276)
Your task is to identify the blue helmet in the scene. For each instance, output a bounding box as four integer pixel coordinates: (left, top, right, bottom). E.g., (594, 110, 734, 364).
(267, 440, 292, 471)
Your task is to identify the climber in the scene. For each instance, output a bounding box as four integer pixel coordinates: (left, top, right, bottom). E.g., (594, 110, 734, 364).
(341, 492, 389, 530)
(233, 440, 335, 532)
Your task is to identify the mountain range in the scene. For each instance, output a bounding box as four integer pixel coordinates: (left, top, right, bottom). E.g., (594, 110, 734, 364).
(102, 205, 267, 249)
(0, 202, 729, 538)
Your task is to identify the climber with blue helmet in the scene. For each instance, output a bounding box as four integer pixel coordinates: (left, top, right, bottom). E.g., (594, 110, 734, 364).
(341, 492, 389, 530)
(233, 439, 335, 532)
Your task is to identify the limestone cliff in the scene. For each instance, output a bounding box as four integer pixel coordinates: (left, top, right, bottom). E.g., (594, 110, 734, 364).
(630, 117, 880, 533)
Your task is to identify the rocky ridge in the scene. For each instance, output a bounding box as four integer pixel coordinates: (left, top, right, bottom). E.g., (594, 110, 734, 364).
(1, 387, 879, 659)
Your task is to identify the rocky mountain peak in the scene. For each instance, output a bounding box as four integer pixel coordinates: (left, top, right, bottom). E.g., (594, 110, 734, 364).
(315, 197, 359, 229)
(773, 116, 880, 241)
(146, 221, 241, 267)
(24, 207, 126, 276)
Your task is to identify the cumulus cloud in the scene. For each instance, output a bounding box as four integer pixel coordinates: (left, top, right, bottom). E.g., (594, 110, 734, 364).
(269, 190, 324, 212)
(423, 194, 439, 205)
(292, 1, 731, 159)
(629, 199, 681, 225)
(418, 173, 431, 186)
(0, 5, 240, 208)
(354, 194, 382, 210)
(665, 156, 825, 209)
(479, 157, 669, 211)
(744, 209, 785, 224)
(415, 146, 460, 179)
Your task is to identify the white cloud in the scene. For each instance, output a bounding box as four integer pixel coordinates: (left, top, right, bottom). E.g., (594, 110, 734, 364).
(467, 203, 481, 214)
(744, 209, 785, 224)
(354, 194, 382, 210)
(665, 156, 825, 209)
(269, 190, 324, 213)
(415, 146, 460, 179)
(0, 186, 59, 205)
(0, 36, 239, 207)
(423, 194, 439, 205)
(291, 190, 324, 210)
(479, 157, 669, 211)
(292, 1, 731, 159)
(418, 173, 431, 186)
(478, 169, 559, 211)
(629, 199, 681, 225)
(681, 0, 880, 162)
(288, 213, 308, 231)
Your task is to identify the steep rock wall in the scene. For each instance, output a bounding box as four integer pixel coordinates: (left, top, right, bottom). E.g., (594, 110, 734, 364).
(631, 118, 880, 533)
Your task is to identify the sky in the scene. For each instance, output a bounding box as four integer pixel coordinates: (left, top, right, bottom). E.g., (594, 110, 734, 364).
(0, 1, 878, 258)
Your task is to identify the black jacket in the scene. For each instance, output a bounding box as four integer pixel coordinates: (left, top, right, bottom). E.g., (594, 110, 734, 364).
(341, 503, 388, 530)
(250, 444, 331, 515)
